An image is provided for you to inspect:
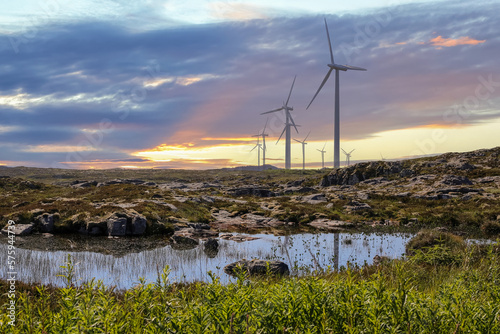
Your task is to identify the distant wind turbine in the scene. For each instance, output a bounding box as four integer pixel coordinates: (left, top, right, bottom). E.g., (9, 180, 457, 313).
(317, 142, 327, 169)
(261, 76, 299, 170)
(253, 119, 269, 169)
(250, 136, 263, 168)
(307, 18, 367, 169)
(380, 153, 386, 161)
(342, 148, 355, 166)
(294, 131, 310, 171)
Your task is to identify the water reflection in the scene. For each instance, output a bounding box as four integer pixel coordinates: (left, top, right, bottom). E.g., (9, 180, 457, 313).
(0, 232, 413, 289)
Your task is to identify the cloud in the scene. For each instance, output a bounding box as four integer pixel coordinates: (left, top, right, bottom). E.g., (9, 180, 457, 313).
(0, 0, 499, 168)
(429, 35, 486, 48)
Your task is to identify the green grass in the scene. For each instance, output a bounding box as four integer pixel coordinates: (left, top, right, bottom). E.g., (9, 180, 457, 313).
(2, 243, 500, 333)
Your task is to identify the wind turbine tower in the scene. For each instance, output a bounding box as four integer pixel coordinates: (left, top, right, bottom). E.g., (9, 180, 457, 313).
(261, 76, 299, 170)
(307, 18, 367, 169)
(294, 131, 310, 171)
(250, 136, 263, 168)
(342, 148, 355, 166)
(253, 119, 269, 169)
(317, 142, 327, 169)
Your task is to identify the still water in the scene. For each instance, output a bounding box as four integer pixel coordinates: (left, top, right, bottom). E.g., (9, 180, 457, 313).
(1, 232, 413, 289)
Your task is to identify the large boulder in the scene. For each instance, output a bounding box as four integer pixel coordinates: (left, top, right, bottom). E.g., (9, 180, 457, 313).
(37, 213, 57, 233)
(131, 215, 147, 235)
(107, 216, 128, 236)
(1, 223, 34, 236)
(224, 259, 289, 277)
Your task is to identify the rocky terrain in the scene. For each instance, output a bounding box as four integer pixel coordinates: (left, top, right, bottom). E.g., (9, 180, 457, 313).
(1, 147, 499, 252)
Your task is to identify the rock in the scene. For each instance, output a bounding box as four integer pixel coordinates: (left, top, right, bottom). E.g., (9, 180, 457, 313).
(308, 219, 354, 231)
(224, 259, 289, 277)
(42, 233, 54, 238)
(171, 235, 199, 249)
(434, 174, 472, 186)
(1, 223, 34, 236)
(12, 201, 30, 208)
(204, 238, 219, 258)
(320, 161, 404, 186)
(37, 213, 57, 233)
(131, 215, 147, 235)
(474, 176, 500, 184)
(227, 187, 275, 197)
(107, 216, 127, 236)
(325, 203, 334, 209)
(344, 201, 372, 212)
(298, 193, 327, 204)
(71, 181, 98, 188)
(283, 186, 316, 195)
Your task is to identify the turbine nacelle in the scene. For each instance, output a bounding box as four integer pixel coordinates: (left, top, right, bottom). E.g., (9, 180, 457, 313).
(328, 64, 367, 71)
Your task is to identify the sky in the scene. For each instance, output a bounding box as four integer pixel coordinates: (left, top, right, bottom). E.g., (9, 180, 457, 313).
(0, 0, 499, 169)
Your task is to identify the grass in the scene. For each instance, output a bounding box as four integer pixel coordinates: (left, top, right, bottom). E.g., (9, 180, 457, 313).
(1, 242, 500, 333)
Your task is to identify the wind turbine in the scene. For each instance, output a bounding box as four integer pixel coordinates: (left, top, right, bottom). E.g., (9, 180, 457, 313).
(306, 18, 367, 169)
(261, 76, 299, 170)
(253, 119, 269, 169)
(294, 131, 310, 171)
(317, 142, 327, 169)
(250, 136, 263, 168)
(342, 148, 355, 166)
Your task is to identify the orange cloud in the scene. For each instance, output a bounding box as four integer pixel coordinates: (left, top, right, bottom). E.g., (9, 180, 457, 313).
(429, 36, 485, 48)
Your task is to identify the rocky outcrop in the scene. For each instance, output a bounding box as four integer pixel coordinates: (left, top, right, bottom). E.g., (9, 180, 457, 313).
(320, 161, 404, 186)
(224, 259, 289, 277)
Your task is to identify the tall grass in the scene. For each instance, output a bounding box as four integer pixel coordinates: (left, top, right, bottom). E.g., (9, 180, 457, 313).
(1, 244, 499, 333)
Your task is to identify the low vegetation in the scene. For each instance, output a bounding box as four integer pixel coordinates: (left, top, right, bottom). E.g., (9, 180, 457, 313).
(1, 241, 499, 333)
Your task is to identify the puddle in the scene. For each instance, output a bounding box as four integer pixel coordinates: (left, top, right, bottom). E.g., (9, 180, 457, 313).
(1, 232, 413, 289)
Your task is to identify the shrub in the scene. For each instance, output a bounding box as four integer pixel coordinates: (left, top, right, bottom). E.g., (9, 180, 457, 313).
(405, 229, 466, 255)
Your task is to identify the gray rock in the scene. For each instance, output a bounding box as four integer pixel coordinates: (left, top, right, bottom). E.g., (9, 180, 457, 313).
(299, 193, 327, 204)
(131, 215, 147, 235)
(204, 238, 219, 258)
(171, 235, 199, 249)
(308, 219, 354, 230)
(435, 174, 472, 186)
(107, 216, 127, 236)
(224, 259, 289, 277)
(344, 201, 372, 212)
(37, 213, 57, 233)
(1, 223, 34, 236)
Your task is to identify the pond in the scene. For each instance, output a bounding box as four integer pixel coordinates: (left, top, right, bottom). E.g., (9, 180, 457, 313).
(1, 232, 414, 289)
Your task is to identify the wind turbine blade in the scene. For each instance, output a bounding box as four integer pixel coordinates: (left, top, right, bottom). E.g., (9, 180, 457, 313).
(293, 139, 302, 143)
(303, 130, 311, 142)
(324, 18, 334, 64)
(276, 126, 286, 144)
(263, 117, 269, 132)
(285, 75, 297, 106)
(317, 149, 322, 152)
(341, 148, 347, 155)
(250, 144, 258, 152)
(322, 142, 327, 151)
(288, 112, 299, 133)
(261, 107, 284, 115)
(344, 65, 367, 71)
(350, 149, 355, 154)
(306, 67, 334, 109)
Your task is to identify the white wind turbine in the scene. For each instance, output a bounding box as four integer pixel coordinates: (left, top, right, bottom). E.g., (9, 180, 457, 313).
(261, 76, 299, 170)
(342, 148, 355, 166)
(307, 18, 367, 169)
(317, 142, 327, 169)
(250, 136, 263, 168)
(294, 131, 310, 171)
(253, 119, 269, 169)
